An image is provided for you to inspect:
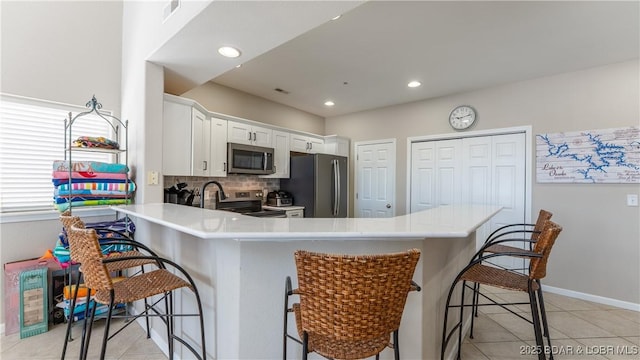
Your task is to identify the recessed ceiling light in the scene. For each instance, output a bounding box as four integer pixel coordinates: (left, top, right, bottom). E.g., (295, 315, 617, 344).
(218, 46, 241, 58)
(324, 100, 335, 107)
(407, 81, 422, 88)
(331, 15, 342, 21)
(235, 64, 242, 68)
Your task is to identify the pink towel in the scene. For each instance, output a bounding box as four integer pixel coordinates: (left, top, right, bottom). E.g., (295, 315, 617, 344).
(52, 171, 128, 180)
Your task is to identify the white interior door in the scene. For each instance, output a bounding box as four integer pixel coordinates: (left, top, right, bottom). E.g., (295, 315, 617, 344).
(355, 140, 396, 218)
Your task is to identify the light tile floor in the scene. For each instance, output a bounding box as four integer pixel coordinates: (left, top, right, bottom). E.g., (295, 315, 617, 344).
(461, 286, 640, 360)
(0, 288, 638, 359)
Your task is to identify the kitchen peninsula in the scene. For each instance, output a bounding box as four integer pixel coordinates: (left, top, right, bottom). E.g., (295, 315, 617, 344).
(113, 203, 501, 360)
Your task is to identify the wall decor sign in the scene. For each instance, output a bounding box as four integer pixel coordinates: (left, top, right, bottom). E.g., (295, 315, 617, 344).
(536, 127, 640, 183)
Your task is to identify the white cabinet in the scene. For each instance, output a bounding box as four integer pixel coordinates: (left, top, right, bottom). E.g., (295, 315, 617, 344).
(163, 97, 222, 177)
(323, 135, 350, 157)
(228, 120, 272, 147)
(262, 205, 304, 218)
(290, 133, 324, 153)
(210, 116, 228, 177)
(285, 209, 304, 218)
(261, 130, 289, 179)
(163, 99, 197, 176)
(191, 108, 210, 176)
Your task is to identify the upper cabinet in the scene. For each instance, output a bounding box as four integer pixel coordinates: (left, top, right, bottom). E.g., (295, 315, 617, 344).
(261, 130, 290, 179)
(323, 135, 350, 157)
(227, 120, 272, 147)
(210, 116, 228, 177)
(290, 133, 324, 154)
(163, 94, 350, 178)
(191, 107, 210, 176)
(163, 95, 228, 177)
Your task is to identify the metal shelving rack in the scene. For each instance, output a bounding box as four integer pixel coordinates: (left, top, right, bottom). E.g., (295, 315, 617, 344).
(63, 95, 129, 215)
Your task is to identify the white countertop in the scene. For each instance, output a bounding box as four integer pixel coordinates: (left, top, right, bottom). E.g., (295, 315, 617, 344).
(111, 203, 501, 241)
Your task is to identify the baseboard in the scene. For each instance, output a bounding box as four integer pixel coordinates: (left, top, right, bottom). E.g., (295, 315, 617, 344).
(542, 285, 640, 312)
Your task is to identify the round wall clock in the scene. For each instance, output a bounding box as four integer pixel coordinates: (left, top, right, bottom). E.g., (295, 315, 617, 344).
(448, 105, 477, 130)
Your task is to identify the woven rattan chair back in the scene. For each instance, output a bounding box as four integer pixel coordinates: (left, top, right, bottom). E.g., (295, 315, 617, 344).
(60, 213, 85, 263)
(530, 210, 553, 241)
(529, 220, 562, 280)
(294, 249, 420, 352)
(68, 224, 114, 292)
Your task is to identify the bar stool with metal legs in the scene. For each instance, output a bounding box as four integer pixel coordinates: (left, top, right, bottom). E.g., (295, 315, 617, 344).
(59, 214, 160, 360)
(441, 220, 562, 360)
(67, 222, 206, 360)
(470, 210, 553, 338)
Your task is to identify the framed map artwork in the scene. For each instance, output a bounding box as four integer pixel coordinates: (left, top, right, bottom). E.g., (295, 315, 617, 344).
(536, 127, 640, 183)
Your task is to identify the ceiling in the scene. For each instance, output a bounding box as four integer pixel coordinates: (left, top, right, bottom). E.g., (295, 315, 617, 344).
(155, 1, 639, 118)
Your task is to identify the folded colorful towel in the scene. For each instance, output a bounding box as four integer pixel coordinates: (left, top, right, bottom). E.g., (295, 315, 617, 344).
(73, 136, 119, 150)
(52, 178, 127, 186)
(52, 171, 128, 180)
(52, 160, 128, 174)
(54, 199, 131, 211)
(55, 181, 135, 193)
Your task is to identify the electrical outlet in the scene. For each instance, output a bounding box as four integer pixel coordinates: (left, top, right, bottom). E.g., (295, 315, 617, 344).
(627, 194, 638, 207)
(147, 171, 159, 185)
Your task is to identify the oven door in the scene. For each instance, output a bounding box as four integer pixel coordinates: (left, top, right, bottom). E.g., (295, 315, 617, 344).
(227, 143, 275, 175)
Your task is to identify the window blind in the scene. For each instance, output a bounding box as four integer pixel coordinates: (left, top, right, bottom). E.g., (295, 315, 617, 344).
(0, 94, 115, 212)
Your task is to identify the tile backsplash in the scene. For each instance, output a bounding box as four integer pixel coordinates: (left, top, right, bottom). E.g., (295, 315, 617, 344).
(164, 175, 280, 206)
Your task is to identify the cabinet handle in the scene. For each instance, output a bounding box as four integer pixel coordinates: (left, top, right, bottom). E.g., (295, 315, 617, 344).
(253, 132, 257, 141)
(203, 161, 207, 171)
(223, 162, 227, 172)
(310, 142, 313, 150)
(248, 132, 252, 141)
(306, 142, 310, 150)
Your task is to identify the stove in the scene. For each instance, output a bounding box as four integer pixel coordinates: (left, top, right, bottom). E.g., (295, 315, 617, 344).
(215, 190, 286, 218)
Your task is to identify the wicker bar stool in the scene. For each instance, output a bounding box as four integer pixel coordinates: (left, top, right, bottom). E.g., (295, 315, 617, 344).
(66, 222, 206, 360)
(441, 220, 562, 360)
(283, 249, 421, 360)
(59, 213, 160, 360)
(471, 210, 553, 336)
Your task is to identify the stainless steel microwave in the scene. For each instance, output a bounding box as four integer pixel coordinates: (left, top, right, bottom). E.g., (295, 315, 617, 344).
(227, 142, 275, 175)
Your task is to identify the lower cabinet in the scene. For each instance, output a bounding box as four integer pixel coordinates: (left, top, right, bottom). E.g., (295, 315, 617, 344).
(263, 206, 304, 218)
(285, 209, 304, 218)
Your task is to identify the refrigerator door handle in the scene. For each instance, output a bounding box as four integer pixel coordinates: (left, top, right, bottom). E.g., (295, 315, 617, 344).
(331, 159, 340, 217)
(336, 159, 341, 217)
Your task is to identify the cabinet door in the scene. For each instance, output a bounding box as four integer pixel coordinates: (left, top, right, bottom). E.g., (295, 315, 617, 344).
(191, 108, 210, 176)
(227, 120, 253, 145)
(251, 124, 272, 147)
(290, 134, 310, 153)
(287, 209, 304, 218)
(307, 136, 324, 154)
(261, 130, 289, 178)
(210, 117, 228, 177)
(290, 134, 324, 153)
(162, 100, 192, 176)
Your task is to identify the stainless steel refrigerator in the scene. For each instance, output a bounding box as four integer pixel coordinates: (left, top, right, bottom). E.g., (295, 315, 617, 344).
(281, 153, 347, 218)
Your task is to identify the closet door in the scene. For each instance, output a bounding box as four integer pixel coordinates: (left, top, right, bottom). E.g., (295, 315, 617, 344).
(462, 133, 526, 270)
(410, 139, 462, 212)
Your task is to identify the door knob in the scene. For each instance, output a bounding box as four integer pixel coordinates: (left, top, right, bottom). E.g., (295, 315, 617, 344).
(386, 204, 391, 208)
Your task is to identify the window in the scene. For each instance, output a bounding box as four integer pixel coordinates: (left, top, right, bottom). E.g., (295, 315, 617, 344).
(0, 94, 115, 213)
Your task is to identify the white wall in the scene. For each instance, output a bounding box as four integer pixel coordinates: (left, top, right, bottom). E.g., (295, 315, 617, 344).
(325, 60, 640, 305)
(182, 81, 325, 135)
(0, 0, 124, 327)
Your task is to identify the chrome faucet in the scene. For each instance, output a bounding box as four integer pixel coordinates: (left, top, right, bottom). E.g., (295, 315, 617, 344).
(200, 180, 227, 208)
